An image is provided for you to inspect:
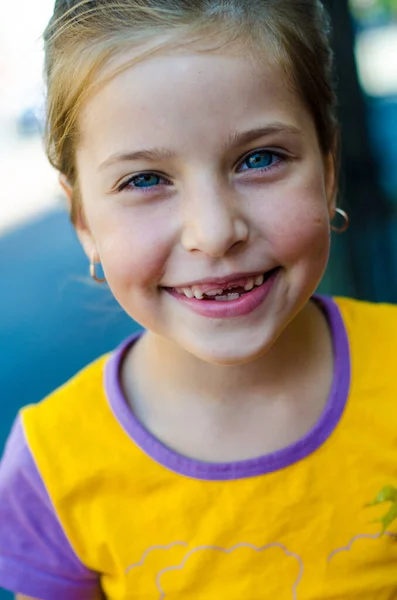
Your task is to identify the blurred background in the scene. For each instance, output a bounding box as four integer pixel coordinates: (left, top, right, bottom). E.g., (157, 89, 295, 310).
(0, 0, 397, 595)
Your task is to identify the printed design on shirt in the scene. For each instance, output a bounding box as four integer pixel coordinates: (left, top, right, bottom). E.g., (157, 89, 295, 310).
(123, 486, 397, 599)
(322, 530, 397, 598)
(125, 531, 397, 598)
(156, 542, 303, 599)
(366, 485, 397, 532)
(127, 541, 303, 599)
(328, 531, 397, 562)
(125, 542, 190, 598)
(126, 542, 188, 574)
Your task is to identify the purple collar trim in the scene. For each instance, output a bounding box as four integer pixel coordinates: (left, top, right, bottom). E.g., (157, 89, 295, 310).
(105, 296, 350, 481)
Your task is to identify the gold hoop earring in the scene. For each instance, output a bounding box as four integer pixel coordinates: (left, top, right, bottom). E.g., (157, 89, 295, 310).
(331, 208, 349, 233)
(89, 256, 106, 283)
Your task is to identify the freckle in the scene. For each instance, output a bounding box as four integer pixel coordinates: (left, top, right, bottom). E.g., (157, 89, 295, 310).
(314, 218, 322, 224)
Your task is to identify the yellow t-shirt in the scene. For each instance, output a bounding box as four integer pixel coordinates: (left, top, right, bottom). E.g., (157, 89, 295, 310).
(1, 296, 397, 599)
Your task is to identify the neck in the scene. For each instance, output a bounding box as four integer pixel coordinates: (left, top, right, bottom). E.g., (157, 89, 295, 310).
(122, 299, 334, 461)
(126, 299, 332, 409)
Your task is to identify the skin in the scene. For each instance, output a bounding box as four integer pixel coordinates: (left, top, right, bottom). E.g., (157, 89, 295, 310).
(61, 41, 337, 462)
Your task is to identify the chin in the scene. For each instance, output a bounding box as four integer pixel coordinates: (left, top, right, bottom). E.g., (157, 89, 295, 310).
(183, 331, 273, 367)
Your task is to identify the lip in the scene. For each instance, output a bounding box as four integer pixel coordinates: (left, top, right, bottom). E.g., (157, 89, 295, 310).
(165, 267, 280, 319)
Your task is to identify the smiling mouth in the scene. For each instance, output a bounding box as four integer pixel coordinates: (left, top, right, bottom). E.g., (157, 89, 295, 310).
(165, 267, 281, 302)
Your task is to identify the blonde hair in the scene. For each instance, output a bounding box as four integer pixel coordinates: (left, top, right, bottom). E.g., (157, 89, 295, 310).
(43, 0, 338, 223)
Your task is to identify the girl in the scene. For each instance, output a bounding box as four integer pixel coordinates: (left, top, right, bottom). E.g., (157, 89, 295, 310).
(1, 0, 397, 598)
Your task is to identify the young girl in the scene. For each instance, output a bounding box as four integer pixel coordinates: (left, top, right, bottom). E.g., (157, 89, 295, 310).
(1, 0, 397, 598)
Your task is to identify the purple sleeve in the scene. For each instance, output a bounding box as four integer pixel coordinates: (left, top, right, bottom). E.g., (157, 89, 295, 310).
(0, 415, 102, 600)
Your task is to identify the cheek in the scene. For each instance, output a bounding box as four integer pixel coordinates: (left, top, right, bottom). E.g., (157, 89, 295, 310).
(275, 213, 329, 264)
(86, 205, 174, 287)
(255, 187, 331, 265)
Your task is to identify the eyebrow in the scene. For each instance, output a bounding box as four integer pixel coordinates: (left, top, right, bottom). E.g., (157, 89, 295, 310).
(98, 123, 301, 171)
(223, 123, 301, 150)
(99, 147, 176, 171)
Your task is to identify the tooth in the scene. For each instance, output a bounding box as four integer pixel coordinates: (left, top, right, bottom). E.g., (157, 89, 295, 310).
(182, 287, 194, 299)
(205, 289, 224, 297)
(215, 293, 241, 302)
(244, 278, 255, 291)
(255, 274, 264, 286)
(193, 289, 204, 300)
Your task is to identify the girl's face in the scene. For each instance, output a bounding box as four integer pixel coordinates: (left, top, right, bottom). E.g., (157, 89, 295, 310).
(74, 45, 335, 365)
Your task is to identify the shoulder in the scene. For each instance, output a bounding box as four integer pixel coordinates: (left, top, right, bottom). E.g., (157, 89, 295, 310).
(331, 296, 397, 377)
(38, 351, 109, 409)
(21, 352, 109, 441)
(17, 352, 111, 490)
(334, 295, 397, 326)
(19, 338, 133, 485)
(20, 332, 142, 436)
(333, 296, 397, 343)
(18, 336, 141, 494)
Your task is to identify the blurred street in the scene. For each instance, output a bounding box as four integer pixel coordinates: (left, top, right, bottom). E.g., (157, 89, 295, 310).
(0, 124, 59, 234)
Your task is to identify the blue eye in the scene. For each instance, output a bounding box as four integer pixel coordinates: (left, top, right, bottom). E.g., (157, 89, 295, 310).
(117, 172, 167, 192)
(131, 173, 161, 188)
(240, 150, 280, 171)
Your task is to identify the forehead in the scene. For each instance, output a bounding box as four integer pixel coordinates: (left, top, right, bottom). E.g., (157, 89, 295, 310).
(77, 44, 316, 158)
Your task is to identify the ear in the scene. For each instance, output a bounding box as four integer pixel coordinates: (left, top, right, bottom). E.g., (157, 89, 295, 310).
(323, 151, 337, 219)
(59, 174, 73, 211)
(59, 174, 98, 262)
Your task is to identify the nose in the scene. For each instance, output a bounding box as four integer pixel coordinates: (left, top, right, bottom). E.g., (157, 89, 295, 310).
(180, 179, 249, 257)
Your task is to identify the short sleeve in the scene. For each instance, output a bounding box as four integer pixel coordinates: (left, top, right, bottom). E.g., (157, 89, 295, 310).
(0, 415, 102, 600)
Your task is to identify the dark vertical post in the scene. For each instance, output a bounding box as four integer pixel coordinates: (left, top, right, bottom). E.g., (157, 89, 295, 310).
(323, 0, 397, 302)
